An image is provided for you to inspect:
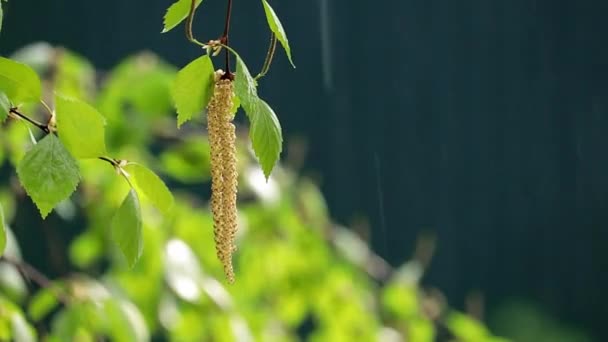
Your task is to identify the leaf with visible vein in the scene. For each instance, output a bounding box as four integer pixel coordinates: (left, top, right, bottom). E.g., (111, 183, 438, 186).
(125, 164, 174, 214)
(0, 57, 42, 105)
(55, 95, 107, 159)
(261, 0, 295, 68)
(171, 55, 215, 127)
(234, 56, 258, 115)
(250, 99, 283, 179)
(16, 134, 80, 218)
(111, 189, 143, 268)
(162, 0, 203, 33)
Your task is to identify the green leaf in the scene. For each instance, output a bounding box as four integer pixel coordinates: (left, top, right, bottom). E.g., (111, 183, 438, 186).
(250, 99, 283, 179)
(111, 190, 143, 268)
(16, 134, 80, 218)
(124, 164, 174, 214)
(171, 55, 215, 127)
(234, 56, 258, 114)
(28, 285, 61, 322)
(0, 57, 42, 105)
(55, 95, 107, 159)
(0, 92, 9, 123)
(231, 93, 241, 115)
(261, 0, 295, 68)
(162, 0, 203, 33)
(0, 203, 6, 256)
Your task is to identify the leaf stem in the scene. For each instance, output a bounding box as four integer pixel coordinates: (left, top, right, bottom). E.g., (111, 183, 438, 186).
(185, 0, 205, 46)
(9, 108, 50, 134)
(98, 156, 118, 167)
(255, 33, 277, 80)
(40, 99, 54, 117)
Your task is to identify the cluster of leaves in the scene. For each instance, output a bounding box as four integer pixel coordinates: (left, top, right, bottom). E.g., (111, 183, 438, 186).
(164, 0, 292, 179)
(0, 44, 510, 341)
(0, 53, 174, 268)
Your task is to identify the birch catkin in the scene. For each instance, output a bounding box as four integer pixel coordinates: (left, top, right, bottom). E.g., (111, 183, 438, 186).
(207, 74, 238, 283)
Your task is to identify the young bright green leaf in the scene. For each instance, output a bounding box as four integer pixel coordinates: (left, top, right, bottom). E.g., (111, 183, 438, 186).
(0, 57, 42, 105)
(162, 0, 203, 33)
(124, 164, 174, 214)
(231, 94, 240, 115)
(261, 0, 295, 68)
(16, 134, 80, 218)
(111, 190, 143, 268)
(250, 99, 283, 179)
(234, 56, 258, 114)
(0, 203, 6, 256)
(171, 55, 214, 127)
(55, 95, 107, 159)
(0, 92, 9, 122)
(28, 285, 61, 322)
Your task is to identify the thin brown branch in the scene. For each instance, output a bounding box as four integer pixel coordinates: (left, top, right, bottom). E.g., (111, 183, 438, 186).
(9, 108, 50, 134)
(0, 256, 71, 306)
(220, 0, 234, 79)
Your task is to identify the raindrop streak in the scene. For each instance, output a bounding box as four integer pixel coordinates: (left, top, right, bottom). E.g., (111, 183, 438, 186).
(319, 0, 333, 92)
(374, 152, 389, 258)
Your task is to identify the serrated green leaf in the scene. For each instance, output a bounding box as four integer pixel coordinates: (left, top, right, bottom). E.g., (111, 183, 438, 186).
(16, 134, 80, 218)
(250, 99, 283, 179)
(234, 56, 258, 114)
(162, 0, 203, 33)
(111, 190, 143, 268)
(0, 57, 42, 105)
(0, 203, 6, 256)
(55, 95, 107, 159)
(171, 55, 214, 127)
(0, 92, 9, 122)
(125, 164, 174, 214)
(261, 0, 295, 68)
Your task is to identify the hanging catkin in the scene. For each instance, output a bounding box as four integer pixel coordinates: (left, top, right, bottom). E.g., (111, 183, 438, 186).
(207, 73, 238, 283)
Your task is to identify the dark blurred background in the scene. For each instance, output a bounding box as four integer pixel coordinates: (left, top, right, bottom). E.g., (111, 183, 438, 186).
(2, 0, 607, 339)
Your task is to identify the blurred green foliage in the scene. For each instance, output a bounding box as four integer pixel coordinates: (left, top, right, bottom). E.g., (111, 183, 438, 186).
(0, 43, 527, 341)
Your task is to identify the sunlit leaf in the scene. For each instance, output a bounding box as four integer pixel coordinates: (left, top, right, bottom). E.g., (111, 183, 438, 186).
(250, 99, 283, 179)
(125, 164, 174, 214)
(16, 134, 80, 218)
(0, 203, 6, 255)
(162, 0, 203, 33)
(11, 312, 37, 342)
(0, 92, 9, 122)
(171, 55, 214, 127)
(111, 190, 143, 268)
(234, 56, 258, 114)
(55, 95, 107, 159)
(0, 57, 42, 105)
(261, 0, 295, 67)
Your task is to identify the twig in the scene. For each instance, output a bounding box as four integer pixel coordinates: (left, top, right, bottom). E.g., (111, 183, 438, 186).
(9, 108, 50, 134)
(0, 256, 71, 306)
(221, 0, 234, 78)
